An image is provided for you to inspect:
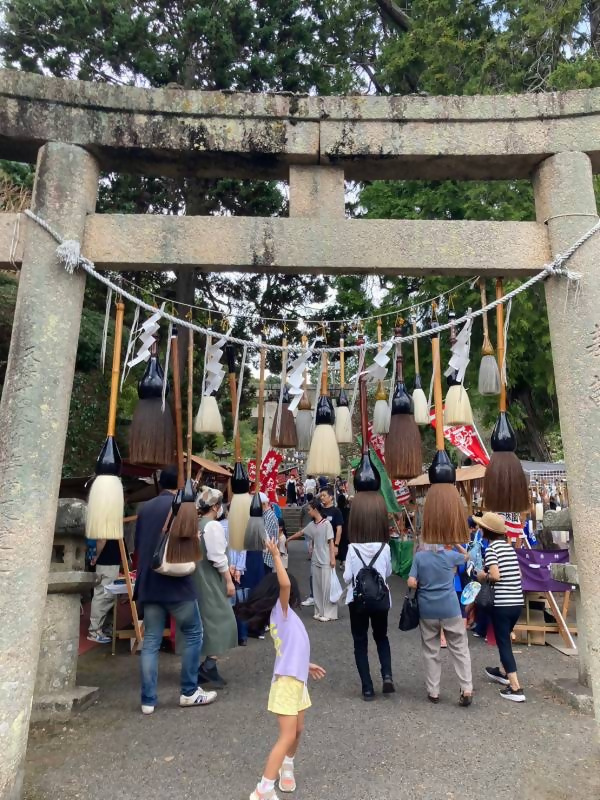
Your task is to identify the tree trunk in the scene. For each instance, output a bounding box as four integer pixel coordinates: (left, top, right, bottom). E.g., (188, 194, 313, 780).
(590, 1, 600, 54)
(511, 386, 553, 461)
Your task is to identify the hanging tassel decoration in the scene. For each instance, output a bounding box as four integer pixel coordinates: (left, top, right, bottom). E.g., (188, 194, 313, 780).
(335, 335, 353, 444)
(478, 279, 501, 396)
(385, 328, 422, 479)
(86, 301, 125, 541)
(443, 310, 474, 426)
(271, 337, 298, 449)
(422, 325, 469, 544)
(227, 343, 253, 551)
(167, 327, 201, 562)
(306, 350, 341, 477)
(295, 356, 314, 453)
(100, 287, 113, 373)
(244, 342, 268, 551)
(194, 332, 227, 435)
(373, 318, 391, 434)
(412, 320, 430, 425)
(348, 364, 389, 544)
(483, 279, 529, 512)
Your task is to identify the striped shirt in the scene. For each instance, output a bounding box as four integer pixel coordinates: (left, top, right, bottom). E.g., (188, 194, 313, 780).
(485, 540, 524, 607)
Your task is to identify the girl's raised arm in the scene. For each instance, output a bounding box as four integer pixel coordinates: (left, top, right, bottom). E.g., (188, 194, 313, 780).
(265, 539, 291, 613)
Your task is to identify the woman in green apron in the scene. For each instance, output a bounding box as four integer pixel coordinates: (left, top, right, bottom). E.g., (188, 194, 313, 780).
(194, 486, 238, 688)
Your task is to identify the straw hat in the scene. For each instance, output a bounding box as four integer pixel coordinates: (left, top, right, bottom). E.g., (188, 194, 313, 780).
(476, 511, 506, 536)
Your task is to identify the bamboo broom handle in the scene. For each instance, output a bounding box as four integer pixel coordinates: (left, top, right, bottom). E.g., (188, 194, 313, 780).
(395, 326, 404, 381)
(226, 345, 242, 463)
(496, 279, 506, 413)
(340, 337, 345, 387)
(431, 334, 445, 452)
(320, 351, 329, 395)
(359, 374, 369, 456)
(107, 301, 125, 438)
(480, 280, 490, 340)
(412, 320, 420, 375)
(171, 328, 184, 488)
(255, 345, 267, 484)
(186, 329, 194, 481)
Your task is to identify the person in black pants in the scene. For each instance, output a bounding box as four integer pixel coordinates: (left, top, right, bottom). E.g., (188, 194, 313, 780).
(343, 537, 393, 701)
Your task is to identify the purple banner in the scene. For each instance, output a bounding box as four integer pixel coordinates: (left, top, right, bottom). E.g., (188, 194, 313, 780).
(515, 548, 572, 593)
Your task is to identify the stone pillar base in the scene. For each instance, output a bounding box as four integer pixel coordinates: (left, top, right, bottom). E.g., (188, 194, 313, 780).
(31, 686, 99, 724)
(544, 677, 594, 716)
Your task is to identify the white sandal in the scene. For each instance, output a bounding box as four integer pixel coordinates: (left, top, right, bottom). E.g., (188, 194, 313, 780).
(279, 764, 296, 793)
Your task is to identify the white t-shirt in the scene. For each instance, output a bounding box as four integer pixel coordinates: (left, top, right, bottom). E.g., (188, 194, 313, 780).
(343, 543, 392, 606)
(304, 478, 317, 495)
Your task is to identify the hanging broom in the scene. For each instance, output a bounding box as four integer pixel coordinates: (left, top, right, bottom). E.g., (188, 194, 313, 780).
(296, 373, 313, 451)
(478, 279, 501, 396)
(411, 319, 430, 426)
(306, 350, 341, 476)
(484, 279, 529, 512)
(194, 334, 224, 435)
(444, 310, 474, 426)
(335, 335, 353, 444)
(129, 340, 175, 466)
(227, 343, 252, 551)
(244, 343, 268, 551)
(348, 370, 389, 544)
(373, 317, 391, 435)
(422, 325, 469, 544)
(86, 301, 125, 541)
(271, 337, 298, 449)
(167, 326, 201, 562)
(385, 328, 422, 479)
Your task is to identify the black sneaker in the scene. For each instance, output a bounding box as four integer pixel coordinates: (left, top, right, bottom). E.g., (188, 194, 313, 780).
(198, 663, 227, 689)
(362, 689, 376, 702)
(382, 676, 395, 694)
(500, 686, 526, 702)
(485, 666, 510, 686)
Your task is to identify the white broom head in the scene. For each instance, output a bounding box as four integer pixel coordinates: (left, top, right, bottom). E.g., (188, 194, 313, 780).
(295, 409, 314, 452)
(412, 387, 430, 426)
(228, 492, 252, 551)
(86, 475, 124, 540)
(478, 355, 501, 396)
(335, 405, 353, 444)
(373, 400, 391, 434)
(306, 423, 341, 476)
(444, 385, 474, 426)
(194, 394, 223, 435)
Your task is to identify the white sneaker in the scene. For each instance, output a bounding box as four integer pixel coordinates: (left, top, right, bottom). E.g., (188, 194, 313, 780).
(313, 613, 321, 620)
(250, 789, 280, 800)
(141, 705, 155, 715)
(180, 687, 217, 707)
(318, 616, 331, 622)
(301, 597, 315, 607)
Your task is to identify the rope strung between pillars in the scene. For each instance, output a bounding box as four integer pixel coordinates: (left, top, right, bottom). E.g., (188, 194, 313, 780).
(23, 208, 596, 356)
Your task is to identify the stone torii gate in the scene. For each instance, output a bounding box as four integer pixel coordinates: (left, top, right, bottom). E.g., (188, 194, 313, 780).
(2, 70, 600, 797)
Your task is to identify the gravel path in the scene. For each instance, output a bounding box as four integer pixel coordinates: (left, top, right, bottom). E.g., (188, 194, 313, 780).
(24, 542, 599, 800)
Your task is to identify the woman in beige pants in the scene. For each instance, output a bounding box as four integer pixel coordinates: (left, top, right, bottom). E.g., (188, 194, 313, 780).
(408, 543, 473, 706)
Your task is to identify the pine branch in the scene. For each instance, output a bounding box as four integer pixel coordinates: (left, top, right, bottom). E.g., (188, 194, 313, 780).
(375, 0, 412, 32)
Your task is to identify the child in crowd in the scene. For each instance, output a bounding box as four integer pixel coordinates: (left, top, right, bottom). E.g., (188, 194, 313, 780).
(239, 539, 325, 800)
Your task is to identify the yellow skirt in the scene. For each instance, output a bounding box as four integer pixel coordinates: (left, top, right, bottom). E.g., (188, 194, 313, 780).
(268, 676, 311, 716)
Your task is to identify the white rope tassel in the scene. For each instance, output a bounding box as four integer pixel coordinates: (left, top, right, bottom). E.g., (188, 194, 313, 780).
(233, 345, 248, 442)
(120, 305, 140, 391)
(162, 321, 173, 412)
(275, 345, 289, 442)
(100, 287, 113, 373)
(349, 344, 366, 419)
(56, 240, 81, 274)
(388, 345, 398, 408)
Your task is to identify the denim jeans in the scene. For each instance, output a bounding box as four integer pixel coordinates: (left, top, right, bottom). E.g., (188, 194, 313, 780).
(140, 600, 203, 706)
(349, 602, 392, 693)
(491, 604, 523, 675)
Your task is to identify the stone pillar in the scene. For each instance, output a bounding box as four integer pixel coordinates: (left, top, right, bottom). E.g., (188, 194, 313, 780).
(0, 143, 99, 800)
(533, 151, 600, 729)
(289, 165, 345, 220)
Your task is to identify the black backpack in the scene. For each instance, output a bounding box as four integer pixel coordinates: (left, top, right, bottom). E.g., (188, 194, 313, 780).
(352, 544, 390, 612)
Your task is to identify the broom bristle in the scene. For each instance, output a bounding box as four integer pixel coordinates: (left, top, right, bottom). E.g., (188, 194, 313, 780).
(86, 475, 124, 540)
(373, 399, 391, 434)
(306, 424, 341, 476)
(129, 398, 176, 466)
(166, 535, 202, 564)
(295, 409, 313, 452)
(169, 501, 199, 539)
(348, 491, 389, 543)
(244, 516, 266, 551)
(478, 355, 501, 396)
(443, 385, 474, 426)
(484, 451, 530, 512)
(194, 395, 223, 435)
(412, 388, 430, 426)
(385, 414, 423, 479)
(422, 483, 469, 544)
(228, 492, 252, 550)
(271, 405, 298, 449)
(334, 405, 353, 444)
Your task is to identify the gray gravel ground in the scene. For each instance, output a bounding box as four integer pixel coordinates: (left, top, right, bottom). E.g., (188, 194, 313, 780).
(24, 543, 599, 800)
